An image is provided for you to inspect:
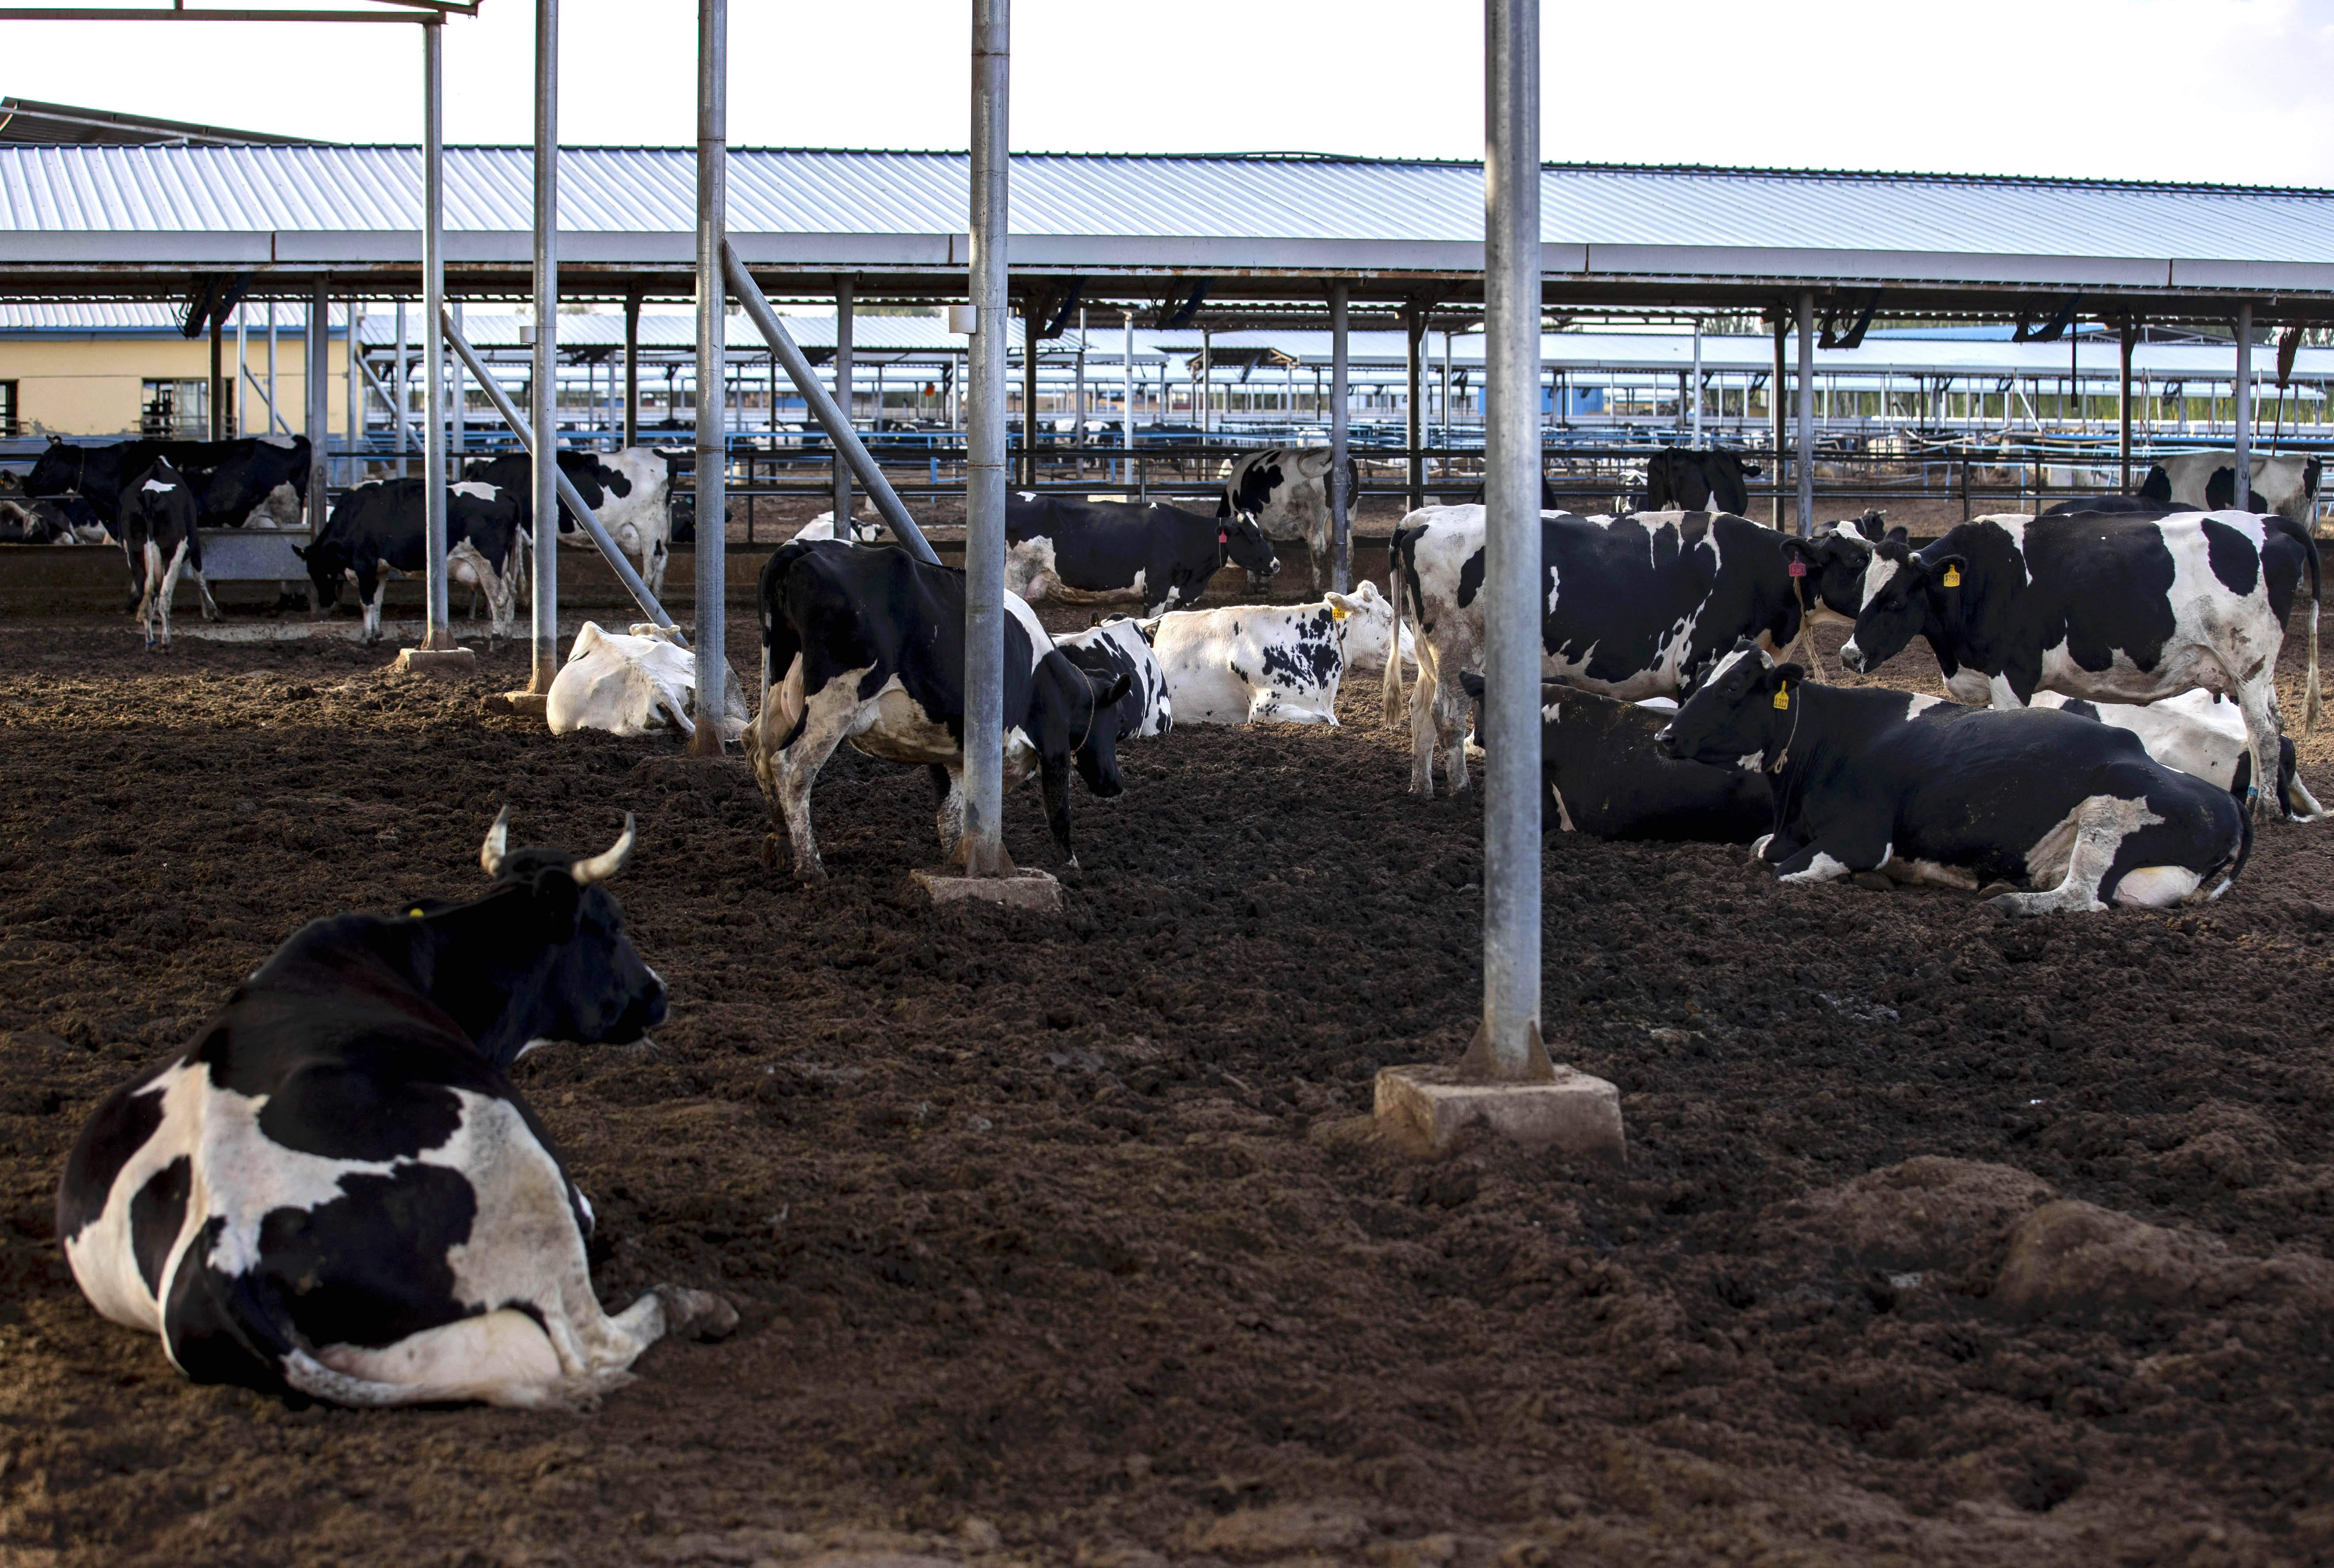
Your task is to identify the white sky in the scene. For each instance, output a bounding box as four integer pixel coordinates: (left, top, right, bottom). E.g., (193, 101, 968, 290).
(3, 0, 2332, 186)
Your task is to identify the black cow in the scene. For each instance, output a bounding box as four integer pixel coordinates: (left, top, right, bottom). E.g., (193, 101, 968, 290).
(462, 448, 672, 596)
(1459, 672, 1771, 842)
(1218, 447, 1361, 593)
(1004, 494, 1278, 616)
(118, 457, 217, 648)
(745, 539, 1134, 881)
(1384, 505, 1822, 797)
(1643, 449, 1758, 515)
(26, 436, 310, 532)
(1655, 642, 2251, 914)
(1840, 510, 2321, 821)
(295, 478, 524, 645)
(56, 812, 734, 1408)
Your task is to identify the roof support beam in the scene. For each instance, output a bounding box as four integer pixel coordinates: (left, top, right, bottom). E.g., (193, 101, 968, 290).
(690, 0, 726, 754)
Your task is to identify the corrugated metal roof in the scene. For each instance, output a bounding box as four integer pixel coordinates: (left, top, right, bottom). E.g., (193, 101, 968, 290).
(0, 147, 2329, 301)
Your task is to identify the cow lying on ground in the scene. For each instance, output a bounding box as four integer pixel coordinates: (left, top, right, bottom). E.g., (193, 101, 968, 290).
(1643, 448, 1759, 514)
(1005, 494, 1279, 616)
(1384, 505, 1822, 797)
(296, 478, 524, 645)
(56, 812, 734, 1408)
(1656, 642, 2251, 913)
(465, 448, 673, 597)
(789, 510, 883, 546)
(25, 435, 310, 533)
(1217, 447, 1359, 594)
(1459, 672, 1772, 841)
(0, 494, 102, 543)
(745, 539, 1132, 881)
(1055, 617, 1172, 739)
(2034, 689, 2322, 823)
(120, 457, 218, 648)
(546, 621, 752, 743)
(2140, 450, 2321, 523)
(1142, 592, 1389, 725)
(1840, 509, 2321, 822)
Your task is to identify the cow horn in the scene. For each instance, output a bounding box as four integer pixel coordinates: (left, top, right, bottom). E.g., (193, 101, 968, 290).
(480, 806, 512, 877)
(570, 813, 635, 885)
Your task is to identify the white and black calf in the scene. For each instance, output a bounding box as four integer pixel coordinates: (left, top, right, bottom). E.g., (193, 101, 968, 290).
(466, 448, 673, 598)
(746, 539, 1133, 881)
(1145, 590, 1392, 726)
(1056, 617, 1172, 739)
(56, 813, 735, 1409)
(1004, 494, 1279, 616)
(1656, 644, 2251, 914)
(1384, 505, 1822, 797)
(296, 478, 524, 645)
(2140, 451, 2322, 524)
(118, 457, 219, 648)
(1840, 509, 2322, 822)
(1459, 672, 1773, 842)
(1217, 447, 1356, 594)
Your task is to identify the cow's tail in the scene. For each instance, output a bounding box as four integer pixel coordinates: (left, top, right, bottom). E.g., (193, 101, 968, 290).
(1381, 528, 1408, 729)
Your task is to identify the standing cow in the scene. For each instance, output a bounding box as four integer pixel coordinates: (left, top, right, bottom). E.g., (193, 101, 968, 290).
(1217, 448, 1358, 594)
(1004, 494, 1278, 616)
(1643, 449, 1759, 515)
(118, 457, 219, 648)
(2140, 451, 2321, 524)
(1839, 509, 2321, 823)
(27, 435, 310, 533)
(296, 478, 524, 645)
(465, 448, 673, 597)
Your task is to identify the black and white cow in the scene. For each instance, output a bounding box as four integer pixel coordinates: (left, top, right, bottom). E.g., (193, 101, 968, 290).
(1143, 590, 1397, 726)
(56, 812, 735, 1408)
(2140, 451, 2322, 524)
(1383, 505, 1822, 797)
(1839, 509, 2322, 823)
(1457, 672, 1773, 841)
(745, 539, 1133, 882)
(296, 478, 524, 645)
(1643, 449, 1759, 515)
(788, 510, 884, 546)
(1217, 447, 1359, 594)
(0, 494, 102, 544)
(2034, 689, 2322, 823)
(1004, 494, 1279, 617)
(1655, 642, 2251, 914)
(1056, 617, 1173, 739)
(26, 435, 310, 532)
(118, 458, 218, 648)
(464, 448, 673, 597)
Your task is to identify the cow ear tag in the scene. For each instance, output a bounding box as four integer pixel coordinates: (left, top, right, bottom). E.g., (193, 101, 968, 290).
(1331, 604, 1349, 621)
(1772, 685, 1791, 710)
(1942, 566, 1962, 588)
(1218, 529, 1229, 544)
(1788, 560, 1806, 577)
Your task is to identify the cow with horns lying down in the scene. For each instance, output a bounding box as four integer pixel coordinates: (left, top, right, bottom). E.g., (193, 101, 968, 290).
(55, 812, 735, 1409)
(1655, 642, 2252, 914)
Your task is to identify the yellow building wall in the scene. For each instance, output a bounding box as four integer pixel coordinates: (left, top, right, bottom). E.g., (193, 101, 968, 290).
(0, 333, 354, 439)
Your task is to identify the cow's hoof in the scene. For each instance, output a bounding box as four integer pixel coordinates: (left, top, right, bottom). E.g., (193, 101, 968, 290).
(653, 1284, 739, 1341)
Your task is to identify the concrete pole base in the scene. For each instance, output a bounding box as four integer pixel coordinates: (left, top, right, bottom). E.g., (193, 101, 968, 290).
(482, 690, 549, 718)
(910, 867, 1062, 913)
(1374, 1063, 1625, 1160)
(391, 647, 478, 679)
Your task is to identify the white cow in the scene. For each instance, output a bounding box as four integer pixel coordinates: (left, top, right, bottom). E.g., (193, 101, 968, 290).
(546, 622, 751, 743)
(1143, 591, 1385, 725)
(2142, 451, 2321, 525)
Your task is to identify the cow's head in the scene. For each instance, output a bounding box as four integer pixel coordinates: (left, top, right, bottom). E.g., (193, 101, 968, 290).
(1325, 581, 1415, 674)
(289, 538, 349, 609)
(23, 440, 79, 499)
(1839, 541, 1959, 675)
(1656, 640, 1801, 772)
(1215, 509, 1279, 580)
(1805, 520, 1904, 619)
(463, 809, 666, 1065)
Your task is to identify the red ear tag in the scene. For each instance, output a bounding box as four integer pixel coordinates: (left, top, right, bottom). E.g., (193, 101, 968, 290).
(1218, 530, 1228, 544)
(1788, 560, 1806, 578)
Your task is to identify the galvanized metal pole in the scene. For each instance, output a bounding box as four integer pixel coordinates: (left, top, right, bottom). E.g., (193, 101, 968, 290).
(449, 301, 465, 459)
(1330, 280, 1350, 592)
(1022, 307, 1041, 487)
(691, 0, 728, 754)
(209, 312, 224, 441)
(395, 301, 409, 478)
(1769, 311, 1786, 527)
(959, 0, 1013, 876)
(1405, 306, 1424, 511)
(623, 290, 641, 448)
(2234, 301, 2254, 509)
(345, 300, 362, 486)
(1795, 290, 1815, 537)
(528, 0, 559, 694)
(307, 279, 328, 532)
(1074, 304, 1086, 461)
(420, 16, 452, 650)
(1463, 0, 1550, 1085)
(2119, 315, 2136, 495)
(266, 299, 279, 434)
(235, 303, 247, 438)
(1689, 315, 1703, 448)
(1121, 309, 1134, 486)
(834, 276, 854, 527)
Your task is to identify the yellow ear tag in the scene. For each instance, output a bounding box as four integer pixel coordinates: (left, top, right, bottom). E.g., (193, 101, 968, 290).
(1772, 686, 1791, 710)
(407, 907, 425, 919)
(1942, 566, 1962, 588)
(1330, 605, 1349, 622)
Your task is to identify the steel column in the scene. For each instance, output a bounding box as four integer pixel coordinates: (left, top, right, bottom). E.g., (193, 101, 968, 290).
(2234, 301, 2254, 509)
(266, 300, 278, 434)
(2119, 315, 2137, 495)
(1073, 305, 1085, 458)
(959, 0, 1012, 876)
(345, 300, 362, 486)
(1120, 309, 1133, 485)
(1405, 305, 1424, 510)
(528, 0, 559, 694)
(307, 279, 327, 532)
(1464, 0, 1549, 1085)
(395, 301, 409, 477)
(1021, 305, 1040, 487)
(450, 302, 465, 458)
(420, 17, 452, 650)
(691, 0, 728, 753)
(235, 304, 247, 438)
(1330, 280, 1350, 593)
(833, 276, 853, 526)
(1689, 315, 1703, 448)
(622, 290, 640, 448)
(1769, 311, 1786, 527)
(209, 313, 223, 440)
(1795, 290, 1814, 537)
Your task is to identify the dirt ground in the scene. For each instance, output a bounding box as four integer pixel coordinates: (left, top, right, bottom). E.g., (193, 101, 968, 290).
(1, 586, 2333, 1568)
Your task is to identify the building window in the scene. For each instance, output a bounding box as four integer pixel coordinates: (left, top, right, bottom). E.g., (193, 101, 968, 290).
(141, 378, 232, 440)
(0, 381, 15, 439)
